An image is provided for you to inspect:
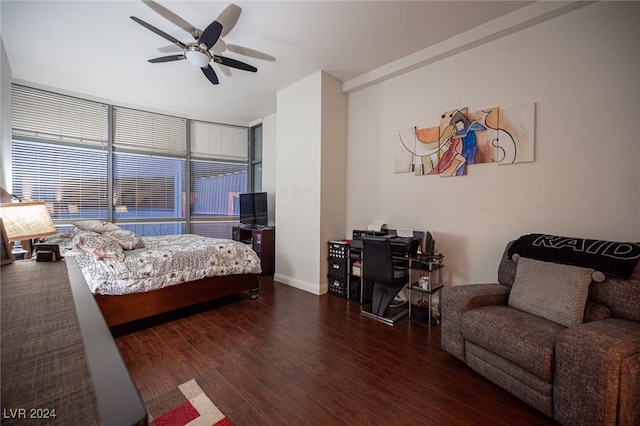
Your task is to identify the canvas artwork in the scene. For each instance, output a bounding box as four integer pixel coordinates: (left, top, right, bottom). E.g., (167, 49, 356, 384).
(395, 126, 441, 175)
(395, 102, 535, 177)
(496, 102, 536, 165)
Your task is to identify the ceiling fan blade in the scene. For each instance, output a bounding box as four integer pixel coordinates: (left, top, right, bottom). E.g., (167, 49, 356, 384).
(211, 38, 227, 55)
(216, 4, 242, 38)
(218, 64, 232, 78)
(131, 16, 186, 49)
(227, 44, 276, 62)
(142, 0, 200, 39)
(199, 21, 223, 50)
(148, 54, 185, 63)
(157, 44, 182, 53)
(213, 55, 257, 73)
(201, 65, 219, 85)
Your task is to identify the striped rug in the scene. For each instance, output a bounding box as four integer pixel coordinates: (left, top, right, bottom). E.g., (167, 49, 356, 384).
(145, 379, 232, 426)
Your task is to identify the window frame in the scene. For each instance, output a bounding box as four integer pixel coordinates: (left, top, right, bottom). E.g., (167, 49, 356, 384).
(249, 123, 263, 192)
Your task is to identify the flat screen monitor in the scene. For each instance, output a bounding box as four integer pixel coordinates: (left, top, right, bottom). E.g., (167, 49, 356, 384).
(254, 192, 268, 226)
(239, 193, 256, 226)
(425, 231, 435, 256)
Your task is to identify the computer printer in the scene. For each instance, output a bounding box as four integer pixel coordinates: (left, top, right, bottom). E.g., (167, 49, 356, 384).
(350, 229, 422, 257)
(389, 235, 420, 257)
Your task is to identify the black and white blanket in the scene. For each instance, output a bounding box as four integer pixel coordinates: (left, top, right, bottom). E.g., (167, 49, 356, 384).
(508, 233, 640, 278)
(61, 234, 262, 295)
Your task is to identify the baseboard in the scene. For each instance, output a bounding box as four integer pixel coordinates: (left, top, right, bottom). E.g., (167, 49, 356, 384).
(273, 273, 324, 295)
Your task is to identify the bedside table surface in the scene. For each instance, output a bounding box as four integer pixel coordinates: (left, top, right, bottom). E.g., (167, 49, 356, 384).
(1, 259, 147, 425)
(1, 260, 101, 424)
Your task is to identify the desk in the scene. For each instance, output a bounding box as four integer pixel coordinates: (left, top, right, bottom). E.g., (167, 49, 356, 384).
(1, 259, 147, 425)
(330, 235, 444, 325)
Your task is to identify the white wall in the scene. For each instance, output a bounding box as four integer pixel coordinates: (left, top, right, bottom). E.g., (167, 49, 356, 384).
(274, 71, 347, 294)
(275, 71, 323, 292)
(346, 2, 640, 286)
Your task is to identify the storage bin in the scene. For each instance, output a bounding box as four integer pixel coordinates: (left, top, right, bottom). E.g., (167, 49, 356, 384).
(327, 274, 346, 297)
(327, 258, 347, 275)
(328, 241, 349, 258)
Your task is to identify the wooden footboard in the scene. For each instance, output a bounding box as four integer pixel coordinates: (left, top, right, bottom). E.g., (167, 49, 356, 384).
(93, 273, 260, 326)
(66, 257, 260, 326)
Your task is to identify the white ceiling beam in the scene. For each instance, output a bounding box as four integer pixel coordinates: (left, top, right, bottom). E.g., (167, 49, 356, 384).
(342, 1, 593, 94)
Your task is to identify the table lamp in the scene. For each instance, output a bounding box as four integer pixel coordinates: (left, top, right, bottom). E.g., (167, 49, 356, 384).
(0, 201, 57, 259)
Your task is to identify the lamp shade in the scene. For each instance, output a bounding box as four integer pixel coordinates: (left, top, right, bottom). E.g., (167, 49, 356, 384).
(0, 201, 57, 241)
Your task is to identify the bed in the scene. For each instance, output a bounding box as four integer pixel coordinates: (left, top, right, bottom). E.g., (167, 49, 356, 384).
(47, 221, 261, 326)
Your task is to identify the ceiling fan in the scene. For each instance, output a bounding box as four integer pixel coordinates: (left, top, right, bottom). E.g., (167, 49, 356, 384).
(145, 2, 274, 60)
(130, 1, 260, 85)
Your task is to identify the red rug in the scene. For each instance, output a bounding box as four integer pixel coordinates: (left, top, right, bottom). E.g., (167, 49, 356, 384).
(145, 379, 233, 426)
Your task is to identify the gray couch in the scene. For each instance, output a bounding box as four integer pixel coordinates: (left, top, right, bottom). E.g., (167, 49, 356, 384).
(441, 239, 640, 426)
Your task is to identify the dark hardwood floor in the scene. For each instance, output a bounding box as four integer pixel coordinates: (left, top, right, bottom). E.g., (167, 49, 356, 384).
(113, 277, 558, 425)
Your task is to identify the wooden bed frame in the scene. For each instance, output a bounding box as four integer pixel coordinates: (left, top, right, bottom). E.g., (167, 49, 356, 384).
(67, 256, 259, 327)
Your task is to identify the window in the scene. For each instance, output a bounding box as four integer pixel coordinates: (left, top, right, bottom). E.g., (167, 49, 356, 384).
(112, 107, 187, 236)
(10, 85, 251, 239)
(190, 161, 247, 218)
(189, 161, 247, 239)
(189, 121, 249, 239)
(12, 140, 109, 221)
(112, 154, 186, 219)
(10, 85, 109, 224)
(250, 124, 263, 192)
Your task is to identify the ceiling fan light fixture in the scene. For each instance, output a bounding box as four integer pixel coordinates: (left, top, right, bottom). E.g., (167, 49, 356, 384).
(184, 46, 211, 68)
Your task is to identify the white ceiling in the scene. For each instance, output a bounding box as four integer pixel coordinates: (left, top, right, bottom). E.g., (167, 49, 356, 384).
(1, 1, 536, 125)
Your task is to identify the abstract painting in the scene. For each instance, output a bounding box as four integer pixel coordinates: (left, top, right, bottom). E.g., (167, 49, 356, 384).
(395, 102, 535, 177)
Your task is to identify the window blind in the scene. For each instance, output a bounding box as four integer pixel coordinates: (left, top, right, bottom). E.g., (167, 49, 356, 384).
(190, 121, 248, 161)
(12, 140, 108, 220)
(190, 160, 247, 217)
(113, 107, 187, 156)
(11, 85, 108, 147)
(113, 152, 186, 220)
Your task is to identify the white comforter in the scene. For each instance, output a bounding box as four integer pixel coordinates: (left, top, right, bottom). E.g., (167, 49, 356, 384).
(68, 234, 262, 295)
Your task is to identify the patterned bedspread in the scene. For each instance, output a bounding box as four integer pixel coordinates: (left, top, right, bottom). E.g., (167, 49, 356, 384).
(64, 234, 262, 295)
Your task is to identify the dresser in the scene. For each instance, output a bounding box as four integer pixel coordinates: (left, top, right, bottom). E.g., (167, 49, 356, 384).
(1, 259, 147, 425)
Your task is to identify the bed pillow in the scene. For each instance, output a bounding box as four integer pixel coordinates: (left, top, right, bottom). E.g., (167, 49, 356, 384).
(73, 231, 125, 260)
(103, 229, 145, 250)
(508, 257, 594, 327)
(72, 220, 121, 233)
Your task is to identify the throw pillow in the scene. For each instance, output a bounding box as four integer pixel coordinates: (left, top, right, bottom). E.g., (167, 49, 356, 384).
(73, 220, 121, 233)
(72, 231, 125, 260)
(508, 257, 594, 327)
(103, 229, 145, 250)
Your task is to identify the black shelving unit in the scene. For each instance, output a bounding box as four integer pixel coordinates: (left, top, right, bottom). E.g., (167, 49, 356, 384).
(407, 254, 444, 326)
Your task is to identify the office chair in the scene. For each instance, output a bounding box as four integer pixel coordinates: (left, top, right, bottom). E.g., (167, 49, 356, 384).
(361, 236, 409, 324)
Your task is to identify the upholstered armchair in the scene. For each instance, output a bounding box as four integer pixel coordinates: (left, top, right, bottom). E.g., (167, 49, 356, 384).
(441, 235, 640, 426)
